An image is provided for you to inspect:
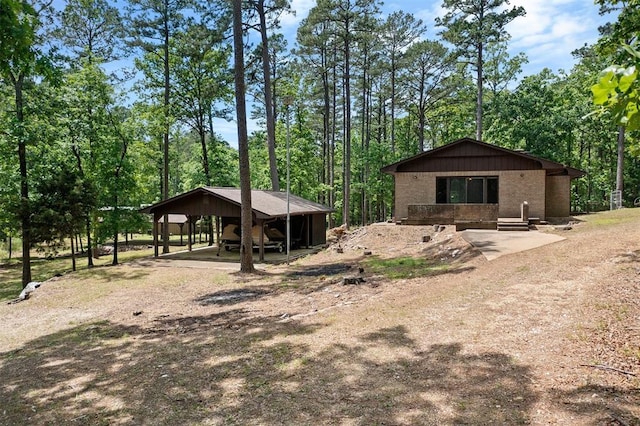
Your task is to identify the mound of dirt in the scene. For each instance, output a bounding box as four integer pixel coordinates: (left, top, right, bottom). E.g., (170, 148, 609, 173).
(326, 222, 477, 262)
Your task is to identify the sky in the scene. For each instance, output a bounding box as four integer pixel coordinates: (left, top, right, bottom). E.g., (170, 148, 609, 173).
(209, 0, 617, 146)
(52, 0, 617, 147)
(280, 0, 613, 75)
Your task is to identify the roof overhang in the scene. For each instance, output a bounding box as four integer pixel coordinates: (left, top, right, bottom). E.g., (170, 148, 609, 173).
(141, 187, 334, 220)
(381, 138, 586, 179)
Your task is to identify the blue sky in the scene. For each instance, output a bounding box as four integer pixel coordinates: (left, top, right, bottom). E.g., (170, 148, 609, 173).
(210, 0, 615, 146)
(280, 0, 613, 75)
(52, 0, 616, 146)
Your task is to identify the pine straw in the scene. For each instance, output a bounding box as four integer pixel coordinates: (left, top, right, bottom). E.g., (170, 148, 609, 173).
(1, 211, 639, 425)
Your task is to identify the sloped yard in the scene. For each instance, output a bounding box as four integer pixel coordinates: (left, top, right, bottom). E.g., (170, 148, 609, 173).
(1, 209, 639, 425)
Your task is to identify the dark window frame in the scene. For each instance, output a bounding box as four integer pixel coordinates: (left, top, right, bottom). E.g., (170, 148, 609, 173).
(436, 176, 499, 204)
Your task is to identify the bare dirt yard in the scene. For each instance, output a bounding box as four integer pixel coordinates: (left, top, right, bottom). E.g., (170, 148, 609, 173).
(1, 209, 639, 425)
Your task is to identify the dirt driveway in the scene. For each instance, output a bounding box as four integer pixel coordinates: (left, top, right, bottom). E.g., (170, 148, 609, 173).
(0, 210, 638, 425)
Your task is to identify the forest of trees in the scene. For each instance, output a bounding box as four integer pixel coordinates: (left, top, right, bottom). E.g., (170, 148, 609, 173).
(1, 0, 639, 284)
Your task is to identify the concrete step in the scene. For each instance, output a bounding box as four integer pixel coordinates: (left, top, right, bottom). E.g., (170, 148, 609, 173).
(455, 221, 497, 231)
(497, 221, 530, 231)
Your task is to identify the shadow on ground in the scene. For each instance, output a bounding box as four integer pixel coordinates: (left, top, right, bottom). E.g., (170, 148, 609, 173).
(1, 309, 546, 425)
(281, 253, 478, 295)
(551, 385, 640, 425)
(195, 288, 271, 306)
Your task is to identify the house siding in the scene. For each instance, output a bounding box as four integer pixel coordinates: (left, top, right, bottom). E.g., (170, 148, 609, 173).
(394, 169, 547, 221)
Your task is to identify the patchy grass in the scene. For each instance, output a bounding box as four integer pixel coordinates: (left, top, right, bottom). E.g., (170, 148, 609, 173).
(0, 247, 154, 302)
(0, 234, 213, 301)
(363, 256, 449, 279)
(582, 207, 640, 227)
(2, 210, 640, 424)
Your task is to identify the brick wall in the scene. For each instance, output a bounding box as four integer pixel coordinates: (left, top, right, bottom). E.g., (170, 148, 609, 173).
(394, 173, 433, 219)
(454, 204, 499, 221)
(407, 204, 455, 223)
(545, 175, 570, 218)
(393, 169, 548, 220)
(406, 204, 498, 224)
(498, 170, 546, 218)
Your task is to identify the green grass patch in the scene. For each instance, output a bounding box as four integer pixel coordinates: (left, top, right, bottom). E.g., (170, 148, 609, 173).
(0, 246, 156, 302)
(583, 207, 640, 227)
(363, 256, 448, 279)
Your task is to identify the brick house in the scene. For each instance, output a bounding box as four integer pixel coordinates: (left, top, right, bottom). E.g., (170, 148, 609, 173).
(381, 138, 585, 228)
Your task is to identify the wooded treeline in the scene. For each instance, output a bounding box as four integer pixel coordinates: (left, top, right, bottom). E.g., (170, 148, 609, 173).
(1, 0, 638, 284)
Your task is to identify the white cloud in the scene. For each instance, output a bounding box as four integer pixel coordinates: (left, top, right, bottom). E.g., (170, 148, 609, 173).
(279, 0, 317, 30)
(504, 0, 607, 73)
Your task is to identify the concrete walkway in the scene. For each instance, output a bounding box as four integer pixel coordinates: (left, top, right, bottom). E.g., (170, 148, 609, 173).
(460, 229, 566, 261)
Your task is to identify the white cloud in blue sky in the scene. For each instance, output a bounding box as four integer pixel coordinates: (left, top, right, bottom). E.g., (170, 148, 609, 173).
(506, 0, 609, 73)
(279, 0, 317, 28)
(52, 0, 609, 147)
(280, 0, 612, 76)
(236, 0, 614, 146)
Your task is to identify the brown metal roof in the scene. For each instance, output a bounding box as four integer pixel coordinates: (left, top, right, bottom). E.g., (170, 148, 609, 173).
(141, 187, 333, 220)
(204, 187, 333, 217)
(381, 138, 586, 178)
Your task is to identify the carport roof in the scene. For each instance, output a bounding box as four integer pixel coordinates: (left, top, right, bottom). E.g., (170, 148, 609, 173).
(141, 186, 333, 219)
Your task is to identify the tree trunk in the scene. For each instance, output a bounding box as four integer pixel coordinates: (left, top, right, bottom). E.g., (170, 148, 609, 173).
(616, 126, 625, 194)
(256, 0, 279, 191)
(476, 41, 484, 141)
(162, 0, 171, 254)
(322, 44, 330, 208)
(70, 233, 77, 272)
(86, 215, 95, 266)
(343, 24, 352, 229)
(390, 53, 396, 153)
(14, 73, 32, 287)
(418, 68, 426, 152)
(200, 130, 212, 186)
(329, 46, 337, 229)
(112, 196, 119, 266)
(232, 0, 254, 273)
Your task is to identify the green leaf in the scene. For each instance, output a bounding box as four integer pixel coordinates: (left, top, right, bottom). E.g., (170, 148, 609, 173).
(622, 44, 640, 60)
(592, 72, 617, 105)
(619, 66, 637, 92)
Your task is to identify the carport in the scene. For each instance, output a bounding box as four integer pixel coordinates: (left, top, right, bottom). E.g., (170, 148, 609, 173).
(141, 187, 333, 261)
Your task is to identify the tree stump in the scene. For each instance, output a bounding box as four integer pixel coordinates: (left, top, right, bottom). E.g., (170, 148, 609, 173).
(342, 276, 366, 285)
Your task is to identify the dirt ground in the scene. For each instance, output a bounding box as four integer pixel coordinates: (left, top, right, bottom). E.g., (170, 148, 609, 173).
(1, 209, 639, 425)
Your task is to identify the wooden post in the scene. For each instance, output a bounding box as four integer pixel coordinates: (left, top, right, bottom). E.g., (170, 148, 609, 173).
(153, 212, 159, 257)
(258, 219, 265, 262)
(187, 216, 192, 252)
(215, 216, 221, 245)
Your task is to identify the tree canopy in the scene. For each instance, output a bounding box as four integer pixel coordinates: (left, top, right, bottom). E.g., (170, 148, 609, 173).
(0, 0, 635, 282)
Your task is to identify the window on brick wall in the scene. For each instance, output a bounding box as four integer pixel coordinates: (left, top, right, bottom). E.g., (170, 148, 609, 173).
(436, 176, 499, 204)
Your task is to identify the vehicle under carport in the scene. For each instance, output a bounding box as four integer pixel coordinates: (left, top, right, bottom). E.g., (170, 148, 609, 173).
(141, 187, 333, 261)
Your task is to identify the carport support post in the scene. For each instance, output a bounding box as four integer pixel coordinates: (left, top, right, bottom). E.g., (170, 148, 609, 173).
(215, 216, 221, 245)
(258, 219, 265, 262)
(187, 215, 193, 252)
(153, 212, 160, 258)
